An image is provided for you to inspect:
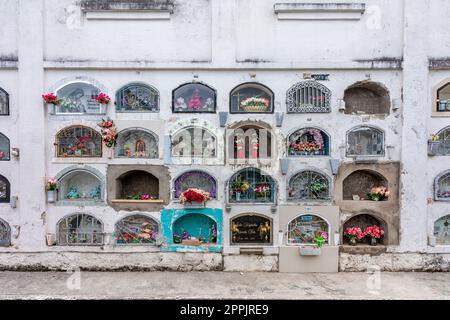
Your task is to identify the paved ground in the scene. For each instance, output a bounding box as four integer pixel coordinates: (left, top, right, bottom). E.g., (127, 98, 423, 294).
(0, 271, 448, 300)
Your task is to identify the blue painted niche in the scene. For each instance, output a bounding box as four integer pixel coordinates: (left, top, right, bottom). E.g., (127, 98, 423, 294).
(161, 208, 223, 252)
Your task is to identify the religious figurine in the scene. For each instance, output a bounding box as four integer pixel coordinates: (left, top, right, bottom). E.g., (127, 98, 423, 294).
(258, 221, 271, 242)
(175, 97, 187, 111)
(90, 185, 101, 199)
(66, 187, 80, 199)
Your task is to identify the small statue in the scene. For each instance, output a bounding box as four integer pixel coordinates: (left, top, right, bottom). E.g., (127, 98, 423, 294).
(175, 97, 187, 111)
(90, 185, 101, 199)
(66, 187, 80, 199)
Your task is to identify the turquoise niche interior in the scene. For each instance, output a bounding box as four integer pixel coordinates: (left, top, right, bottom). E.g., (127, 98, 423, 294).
(161, 208, 223, 252)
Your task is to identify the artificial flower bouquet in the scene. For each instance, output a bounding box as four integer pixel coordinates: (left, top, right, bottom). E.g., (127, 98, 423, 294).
(95, 93, 111, 105)
(364, 225, 385, 240)
(42, 93, 59, 105)
(240, 97, 270, 112)
(179, 188, 211, 204)
(367, 186, 390, 201)
(126, 194, 157, 201)
(46, 178, 57, 191)
(344, 227, 365, 244)
(314, 231, 328, 248)
(98, 118, 117, 148)
(232, 177, 250, 193)
(255, 183, 270, 197)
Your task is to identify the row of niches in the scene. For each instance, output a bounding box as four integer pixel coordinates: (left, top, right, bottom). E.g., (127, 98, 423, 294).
(36, 79, 394, 115)
(0, 212, 448, 248)
(3, 166, 400, 206)
(0, 124, 392, 161)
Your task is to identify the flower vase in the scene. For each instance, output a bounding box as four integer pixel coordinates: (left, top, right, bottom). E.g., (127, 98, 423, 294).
(370, 237, 377, 246)
(349, 237, 357, 246)
(47, 103, 55, 115)
(235, 191, 241, 201)
(46, 190, 56, 203)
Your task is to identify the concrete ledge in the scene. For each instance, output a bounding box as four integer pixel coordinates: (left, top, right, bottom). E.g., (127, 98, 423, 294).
(0, 252, 222, 271)
(81, 0, 174, 20)
(223, 255, 278, 272)
(274, 2, 366, 20)
(340, 252, 450, 272)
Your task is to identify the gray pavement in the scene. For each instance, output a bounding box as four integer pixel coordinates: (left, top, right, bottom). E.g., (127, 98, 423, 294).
(0, 271, 448, 300)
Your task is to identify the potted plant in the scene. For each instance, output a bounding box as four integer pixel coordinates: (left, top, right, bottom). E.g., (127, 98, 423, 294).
(179, 188, 211, 207)
(367, 186, 390, 201)
(344, 227, 364, 246)
(46, 178, 57, 203)
(364, 225, 385, 246)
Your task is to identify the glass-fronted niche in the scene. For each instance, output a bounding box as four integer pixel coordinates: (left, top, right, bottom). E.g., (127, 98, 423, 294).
(435, 171, 450, 201)
(287, 127, 330, 156)
(287, 214, 329, 245)
(286, 81, 331, 113)
(57, 169, 103, 203)
(230, 83, 274, 114)
(56, 126, 102, 157)
(57, 214, 103, 246)
(229, 168, 275, 203)
(288, 170, 331, 201)
(171, 127, 216, 158)
(115, 215, 159, 245)
(434, 215, 450, 245)
(0, 132, 10, 161)
(172, 83, 216, 113)
(0, 87, 9, 116)
(346, 126, 385, 157)
(173, 171, 217, 199)
(432, 127, 450, 156)
(436, 82, 450, 112)
(55, 82, 103, 114)
(231, 214, 272, 245)
(0, 218, 10, 247)
(116, 83, 159, 113)
(0, 175, 10, 203)
(115, 128, 158, 159)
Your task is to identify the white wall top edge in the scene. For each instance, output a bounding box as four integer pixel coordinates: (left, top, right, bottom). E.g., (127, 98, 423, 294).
(274, 2, 366, 21)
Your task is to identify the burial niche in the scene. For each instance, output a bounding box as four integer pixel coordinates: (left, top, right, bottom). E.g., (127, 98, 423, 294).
(287, 127, 330, 156)
(0, 175, 10, 203)
(434, 215, 450, 245)
(174, 171, 217, 199)
(0, 132, 10, 161)
(56, 125, 102, 157)
(56, 82, 103, 114)
(172, 83, 216, 113)
(343, 170, 388, 201)
(346, 126, 384, 157)
(115, 170, 160, 201)
(57, 169, 103, 203)
(288, 170, 330, 201)
(287, 214, 329, 245)
(286, 81, 331, 113)
(231, 214, 272, 245)
(57, 213, 103, 245)
(0, 218, 10, 247)
(115, 128, 158, 159)
(0, 87, 9, 115)
(435, 171, 450, 201)
(343, 214, 387, 245)
(172, 213, 217, 245)
(344, 81, 390, 115)
(115, 215, 159, 245)
(116, 82, 159, 112)
(229, 168, 276, 203)
(230, 82, 274, 113)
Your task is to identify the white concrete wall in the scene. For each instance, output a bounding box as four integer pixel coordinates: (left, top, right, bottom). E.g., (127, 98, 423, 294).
(0, 0, 449, 270)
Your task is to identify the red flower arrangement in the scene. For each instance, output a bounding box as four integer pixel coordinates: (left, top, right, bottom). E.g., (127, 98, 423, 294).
(179, 188, 211, 204)
(344, 227, 365, 241)
(42, 93, 59, 105)
(96, 93, 110, 105)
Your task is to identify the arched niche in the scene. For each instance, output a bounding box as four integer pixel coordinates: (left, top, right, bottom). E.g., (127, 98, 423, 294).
(0, 132, 10, 161)
(115, 128, 158, 159)
(173, 170, 217, 199)
(287, 127, 330, 156)
(346, 126, 385, 157)
(228, 167, 276, 203)
(343, 213, 388, 245)
(0, 87, 9, 116)
(172, 213, 217, 244)
(288, 170, 331, 201)
(116, 82, 159, 113)
(286, 80, 331, 113)
(0, 174, 10, 203)
(433, 126, 450, 156)
(343, 170, 388, 201)
(344, 81, 390, 115)
(55, 125, 102, 158)
(435, 170, 450, 201)
(287, 214, 330, 245)
(0, 218, 11, 247)
(57, 213, 103, 245)
(228, 121, 273, 160)
(115, 214, 160, 245)
(434, 215, 450, 245)
(55, 80, 104, 114)
(116, 170, 160, 200)
(55, 166, 105, 203)
(436, 81, 450, 112)
(172, 82, 216, 113)
(230, 214, 272, 245)
(230, 82, 274, 113)
(171, 126, 217, 158)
